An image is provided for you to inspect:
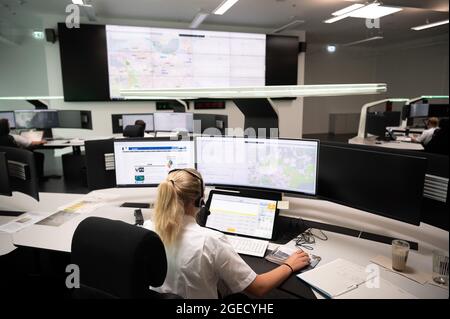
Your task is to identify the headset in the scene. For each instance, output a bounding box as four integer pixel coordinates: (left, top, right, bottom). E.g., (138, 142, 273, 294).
(168, 169, 205, 208)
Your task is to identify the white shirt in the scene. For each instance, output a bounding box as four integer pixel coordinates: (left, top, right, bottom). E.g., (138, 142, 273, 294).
(11, 134, 32, 148)
(144, 215, 257, 299)
(416, 127, 437, 145)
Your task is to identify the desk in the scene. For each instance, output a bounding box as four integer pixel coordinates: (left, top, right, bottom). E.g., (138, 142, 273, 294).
(349, 136, 424, 151)
(42, 139, 85, 155)
(1, 187, 448, 299)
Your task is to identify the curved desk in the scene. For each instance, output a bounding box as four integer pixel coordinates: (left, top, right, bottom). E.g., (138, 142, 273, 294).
(349, 136, 425, 151)
(1, 187, 448, 299)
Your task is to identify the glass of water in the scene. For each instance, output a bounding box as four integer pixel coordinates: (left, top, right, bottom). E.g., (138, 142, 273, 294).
(432, 250, 449, 286)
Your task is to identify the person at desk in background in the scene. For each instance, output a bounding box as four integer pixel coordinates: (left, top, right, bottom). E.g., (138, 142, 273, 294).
(144, 168, 310, 299)
(425, 118, 449, 155)
(0, 118, 46, 178)
(134, 119, 151, 137)
(411, 117, 439, 145)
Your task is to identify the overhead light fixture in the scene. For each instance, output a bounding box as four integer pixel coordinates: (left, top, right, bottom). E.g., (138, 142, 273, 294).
(120, 84, 387, 100)
(190, 12, 209, 29)
(324, 2, 403, 23)
(326, 45, 337, 53)
(72, 0, 84, 5)
(343, 36, 384, 47)
(32, 31, 45, 40)
(272, 20, 304, 34)
(411, 19, 449, 31)
(332, 4, 365, 16)
(213, 0, 239, 15)
(347, 3, 402, 19)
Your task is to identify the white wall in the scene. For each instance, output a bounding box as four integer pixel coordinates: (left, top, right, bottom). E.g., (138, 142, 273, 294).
(303, 36, 449, 135)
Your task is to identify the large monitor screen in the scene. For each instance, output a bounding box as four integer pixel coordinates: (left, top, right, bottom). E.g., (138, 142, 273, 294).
(318, 142, 426, 225)
(114, 139, 195, 186)
(410, 103, 429, 118)
(154, 113, 194, 132)
(122, 114, 154, 132)
(106, 25, 266, 100)
(15, 110, 59, 129)
(206, 192, 277, 240)
(0, 111, 16, 129)
(196, 137, 319, 195)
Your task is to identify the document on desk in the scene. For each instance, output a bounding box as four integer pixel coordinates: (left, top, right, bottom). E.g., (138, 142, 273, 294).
(0, 212, 47, 234)
(36, 210, 79, 227)
(297, 258, 369, 298)
(58, 200, 106, 214)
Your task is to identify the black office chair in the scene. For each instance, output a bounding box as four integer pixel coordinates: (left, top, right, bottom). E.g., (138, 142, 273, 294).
(123, 125, 145, 138)
(71, 217, 181, 299)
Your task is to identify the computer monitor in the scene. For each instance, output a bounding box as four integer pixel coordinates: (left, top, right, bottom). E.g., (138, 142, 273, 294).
(318, 142, 426, 226)
(85, 138, 116, 191)
(0, 146, 39, 201)
(122, 114, 154, 132)
(205, 190, 278, 240)
(196, 137, 319, 195)
(58, 110, 93, 129)
(114, 138, 195, 187)
(428, 104, 450, 118)
(193, 114, 228, 136)
(410, 103, 430, 118)
(15, 110, 59, 129)
(0, 111, 16, 129)
(366, 111, 401, 137)
(0, 152, 12, 196)
(154, 113, 194, 133)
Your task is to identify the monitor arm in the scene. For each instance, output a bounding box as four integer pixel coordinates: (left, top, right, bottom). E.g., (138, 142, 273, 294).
(357, 98, 409, 138)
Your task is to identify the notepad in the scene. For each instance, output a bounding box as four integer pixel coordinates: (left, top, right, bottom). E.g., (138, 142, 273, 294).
(297, 258, 369, 298)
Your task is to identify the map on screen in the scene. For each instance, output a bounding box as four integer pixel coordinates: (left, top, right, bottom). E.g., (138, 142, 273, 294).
(106, 25, 266, 99)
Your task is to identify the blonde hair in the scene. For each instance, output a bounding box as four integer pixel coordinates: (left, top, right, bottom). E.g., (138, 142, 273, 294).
(428, 117, 439, 127)
(153, 168, 203, 246)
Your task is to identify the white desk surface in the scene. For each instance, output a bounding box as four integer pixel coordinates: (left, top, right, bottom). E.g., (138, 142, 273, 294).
(1, 187, 448, 299)
(349, 136, 425, 151)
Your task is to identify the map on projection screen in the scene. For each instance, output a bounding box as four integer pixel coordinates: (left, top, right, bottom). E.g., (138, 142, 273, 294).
(106, 25, 266, 100)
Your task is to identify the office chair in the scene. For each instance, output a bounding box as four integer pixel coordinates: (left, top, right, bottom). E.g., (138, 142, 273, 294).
(71, 217, 181, 299)
(123, 125, 145, 138)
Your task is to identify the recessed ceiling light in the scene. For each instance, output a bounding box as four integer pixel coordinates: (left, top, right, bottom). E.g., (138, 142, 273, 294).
(213, 0, 239, 15)
(190, 12, 209, 29)
(324, 15, 349, 24)
(332, 4, 365, 16)
(347, 3, 403, 19)
(272, 20, 304, 33)
(72, 0, 84, 5)
(32, 31, 44, 40)
(343, 36, 384, 47)
(326, 45, 337, 53)
(411, 19, 449, 31)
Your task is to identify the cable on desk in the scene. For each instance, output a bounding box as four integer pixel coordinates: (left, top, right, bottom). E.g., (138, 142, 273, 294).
(294, 225, 328, 250)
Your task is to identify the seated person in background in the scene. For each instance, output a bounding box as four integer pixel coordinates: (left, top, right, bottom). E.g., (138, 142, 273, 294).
(411, 117, 439, 145)
(144, 168, 310, 299)
(135, 119, 152, 137)
(0, 118, 46, 178)
(425, 118, 449, 155)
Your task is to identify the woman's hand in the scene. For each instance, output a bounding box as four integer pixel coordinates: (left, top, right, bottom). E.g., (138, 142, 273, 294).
(284, 250, 310, 272)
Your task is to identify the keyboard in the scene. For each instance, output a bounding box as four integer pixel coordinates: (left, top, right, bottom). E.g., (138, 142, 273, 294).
(225, 235, 269, 257)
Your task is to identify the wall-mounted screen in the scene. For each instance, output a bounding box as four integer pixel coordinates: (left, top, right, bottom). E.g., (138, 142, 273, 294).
(58, 23, 299, 102)
(106, 25, 266, 100)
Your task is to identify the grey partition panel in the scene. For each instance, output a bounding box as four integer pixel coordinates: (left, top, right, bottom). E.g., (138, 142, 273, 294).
(232, 99, 279, 137)
(85, 139, 116, 191)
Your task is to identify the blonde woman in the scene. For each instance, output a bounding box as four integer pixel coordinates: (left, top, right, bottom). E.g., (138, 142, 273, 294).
(144, 168, 310, 299)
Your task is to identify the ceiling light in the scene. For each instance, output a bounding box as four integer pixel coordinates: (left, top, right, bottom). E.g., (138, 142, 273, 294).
(72, 0, 84, 5)
(343, 36, 384, 47)
(332, 4, 365, 16)
(347, 3, 403, 19)
(411, 19, 449, 31)
(272, 20, 304, 33)
(324, 15, 350, 24)
(326, 45, 337, 53)
(32, 31, 44, 40)
(190, 12, 209, 29)
(213, 0, 239, 15)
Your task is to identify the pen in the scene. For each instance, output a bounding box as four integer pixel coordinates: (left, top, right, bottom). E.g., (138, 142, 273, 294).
(333, 284, 359, 298)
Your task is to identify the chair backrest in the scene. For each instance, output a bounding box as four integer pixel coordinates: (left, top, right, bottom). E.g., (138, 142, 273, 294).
(123, 125, 145, 138)
(71, 217, 170, 299)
